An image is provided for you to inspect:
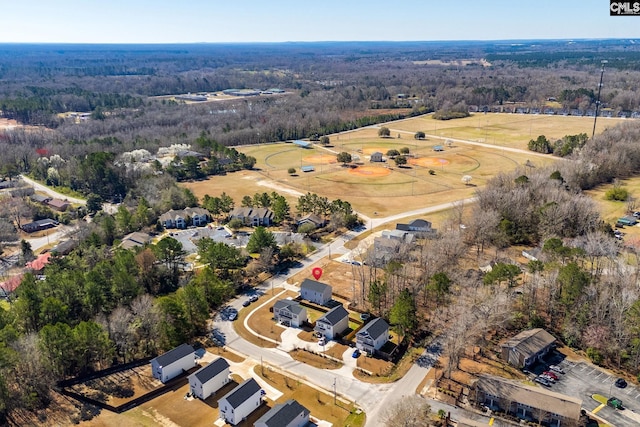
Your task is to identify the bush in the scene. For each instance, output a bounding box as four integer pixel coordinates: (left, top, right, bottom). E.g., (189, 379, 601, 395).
(586, 347, 604, 365)
(287, 167, 296, 175)
(605, 187, 629, 201)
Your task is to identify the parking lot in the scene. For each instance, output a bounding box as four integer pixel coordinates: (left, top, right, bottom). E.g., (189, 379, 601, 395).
(529, 353, 640, 427)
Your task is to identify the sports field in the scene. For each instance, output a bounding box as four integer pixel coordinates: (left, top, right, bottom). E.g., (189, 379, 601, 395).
(183, 113, 623, 217)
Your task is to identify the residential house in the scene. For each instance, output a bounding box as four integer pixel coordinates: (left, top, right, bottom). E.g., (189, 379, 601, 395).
(315, 305, 349, 340)
(0, 275, 23, 298)
(218, 378, 262, 426)
(25, 252, 52, 273)
(356, 318, 390, 355)
(47, 199, 70, 212)
(228, 207, 274, 226)
(273, 299, 308, 327)
(119, 231, 152, 250)
(395, 218, 436, 237)
(188, 357, 230, 400)
(159, 207, 210, 229)
(369, 152, 383, 162)
(299, 278, 332, 305)
(51, 239, 78, 256)
(30, 194, 52, 204)
(474, 375, 581, 427)
(254, 399, 310, 427)
(296, 213, 325, 229)
(370, 230, 414, 266)
(21, 218, 59, 233)
(150, 343, 196, 383)
(501, 328, 556, 369)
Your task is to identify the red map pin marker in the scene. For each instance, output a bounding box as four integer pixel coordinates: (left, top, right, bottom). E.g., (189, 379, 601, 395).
(312, 267, 323, 280)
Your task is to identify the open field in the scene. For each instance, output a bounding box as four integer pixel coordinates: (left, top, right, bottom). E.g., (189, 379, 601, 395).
(387, 113, 625, 150)
(182, 114, 624, 217)
(585, 177, 640, 243)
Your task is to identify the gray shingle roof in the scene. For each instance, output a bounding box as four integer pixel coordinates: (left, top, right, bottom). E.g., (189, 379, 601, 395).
(319, 305, 348, 325)
(300, 278, 331, 294)
(273, 299, 305, 315)
(357, 317, 389, 341)
(501, 328, 556, 359)
(222, 378, 261, 409)
(153, 343, 194, 367)
(191, 357, 229, 384)
(254, 399, 309, 427)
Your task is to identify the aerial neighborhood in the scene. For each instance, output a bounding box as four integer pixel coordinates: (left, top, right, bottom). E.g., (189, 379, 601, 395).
(2, 32, 640, 427)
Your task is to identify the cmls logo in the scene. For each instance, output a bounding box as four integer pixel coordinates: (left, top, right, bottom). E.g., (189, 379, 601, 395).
(610, 1, 640, 15)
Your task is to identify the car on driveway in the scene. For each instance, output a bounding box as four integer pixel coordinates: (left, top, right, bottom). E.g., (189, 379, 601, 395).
(352, 349, 361, 358)
(615, 378, 628, 388)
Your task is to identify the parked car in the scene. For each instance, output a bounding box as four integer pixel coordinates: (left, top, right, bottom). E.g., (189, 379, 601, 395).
(539, 374, 556, 383)
(318, 337, 326, 346)
(242, 300, 251, 307)
(543, 371, 559, 381)
(615, 378, 628, 388)
(228, 311, 237, 321)
(548, 365, 565, 374)
(534, 376, 551, 387)
(352, 349, 361, 358)
(607, 397, 623, 409)
(249, 295, 259, 303)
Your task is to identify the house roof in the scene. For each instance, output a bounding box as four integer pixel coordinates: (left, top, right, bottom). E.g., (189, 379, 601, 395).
(319, 305, 348, 326)
(357, 317, 389, 341)
(30, 194, 51, 203)
(0, 274, 23, 294)
(409, 219, 431, 228)
(120, 232, 152, 249)
(190, 357, 230, 384)
(297, 213, 323, 226)
(254, 399, 309, 427)
(371, 151, 382, 156)
(23, 218, 58, 229)
(300, 278, 331, 295)
(26, 252, 52, 271)
(501, 328, 556, 359)
(229, 207, 273, 219)
(160, 208, 209, 222)
(273, 299, 306, 315)
(47, 199, 69, 208)
(475, 375, 581, 420)
(153, 343, 194, 367)
(221, 378, 261, 409)
(51, 239, 78, 255)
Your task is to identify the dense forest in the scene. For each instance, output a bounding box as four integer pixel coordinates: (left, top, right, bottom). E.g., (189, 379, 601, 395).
(3, 40, 640, 424)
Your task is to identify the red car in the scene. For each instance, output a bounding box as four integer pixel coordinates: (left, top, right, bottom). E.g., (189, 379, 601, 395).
(543, 371, 559, 381)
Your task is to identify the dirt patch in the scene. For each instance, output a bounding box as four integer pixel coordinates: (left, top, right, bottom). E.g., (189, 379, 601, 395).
(203, 346, 245, 363)
(302, 154, 337, 164)
(347, 166, 391, 177)
(357, 356, 394, 376)
(325, 343, 350, 359)
(361, 147, 387, 155)
(254, 366, 365, 427)
(290, 349, 342, 370)
(409, 157, 451, 168)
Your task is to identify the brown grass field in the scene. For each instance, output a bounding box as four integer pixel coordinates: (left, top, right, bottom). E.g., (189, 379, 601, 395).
(182, 114, 622, 217)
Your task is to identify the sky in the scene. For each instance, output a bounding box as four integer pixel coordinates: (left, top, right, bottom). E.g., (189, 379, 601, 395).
(1, 0, 639, 44)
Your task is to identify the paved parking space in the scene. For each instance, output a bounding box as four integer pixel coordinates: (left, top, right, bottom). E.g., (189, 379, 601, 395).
(540, 356, 640, 427)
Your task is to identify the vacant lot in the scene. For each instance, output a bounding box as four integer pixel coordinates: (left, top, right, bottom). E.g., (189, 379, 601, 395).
(389, 113, 624, 150)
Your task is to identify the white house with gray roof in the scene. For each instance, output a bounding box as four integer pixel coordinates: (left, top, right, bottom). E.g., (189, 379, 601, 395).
(315, 305, 349, 340)
(150, 343, 196, 383)
(218, 377, 262, 425)
(273, 300, 307, 328)
(188, 357, 230, 400)
(254, 399, 310, 427)
(299, 278, 332, 305)
(501, 328, 556, 369)
(356, 317, 390, 355)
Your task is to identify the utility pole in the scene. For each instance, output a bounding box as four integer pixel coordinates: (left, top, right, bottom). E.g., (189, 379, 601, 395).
(333, 377, 337, 405)
(592, 60, 608, 139)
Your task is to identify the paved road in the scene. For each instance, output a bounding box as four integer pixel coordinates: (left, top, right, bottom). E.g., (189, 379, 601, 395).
(19, 175, 86, 204)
